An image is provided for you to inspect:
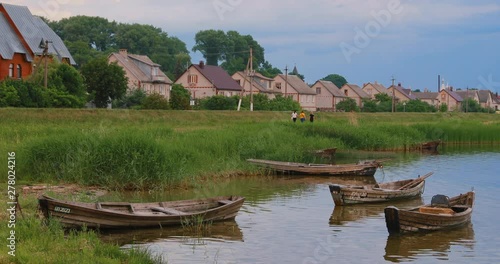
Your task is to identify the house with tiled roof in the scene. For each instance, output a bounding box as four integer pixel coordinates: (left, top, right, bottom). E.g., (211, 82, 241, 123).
(232, 71, 280, 99)
(175, 61, 242, 100)
(455, 89, 479, 104)
(412, 92, 439, 107)
(477, 90, 497, 111)
(0, 3, 75, 80)
(387, 83, 417, 103)
(109, 49, 172, 99)
(438, 88, 463, 111)
(340, 84, 371, 108)
(273, 74, 317, 111)
(362, 81, 388, 99)
(311, 80, 347, 111)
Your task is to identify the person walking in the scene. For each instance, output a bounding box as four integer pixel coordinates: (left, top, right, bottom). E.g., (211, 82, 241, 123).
(291, 111, 298, 122)
(309, 112, 315, 123)
(299, 111, 306, 123)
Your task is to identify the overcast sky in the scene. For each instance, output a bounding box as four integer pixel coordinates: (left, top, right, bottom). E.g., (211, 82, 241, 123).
(7, 0, 500, 93)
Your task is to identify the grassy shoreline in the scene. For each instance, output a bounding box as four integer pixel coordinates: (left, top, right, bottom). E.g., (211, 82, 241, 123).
(1, 108, 499, 263)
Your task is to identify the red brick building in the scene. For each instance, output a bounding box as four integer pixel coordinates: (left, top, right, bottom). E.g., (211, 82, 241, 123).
(0, 3, 75, 81)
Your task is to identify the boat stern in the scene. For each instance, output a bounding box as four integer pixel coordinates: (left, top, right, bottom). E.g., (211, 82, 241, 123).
(384, 206, 401, 234)
(329, 185, 345, 206)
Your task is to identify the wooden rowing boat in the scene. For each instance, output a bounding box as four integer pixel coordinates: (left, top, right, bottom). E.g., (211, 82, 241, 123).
(38, 195, 245, 229)
(246, 159, 382, 176)
(329, 172, 432, 206)
(421, 140, 441, 151)
(384, 191, 474, 234)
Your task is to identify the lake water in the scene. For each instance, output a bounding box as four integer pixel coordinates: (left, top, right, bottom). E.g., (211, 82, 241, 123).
(108, 147, 500, 264)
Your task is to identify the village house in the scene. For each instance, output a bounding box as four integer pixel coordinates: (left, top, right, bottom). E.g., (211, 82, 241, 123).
(340, 84, 370, 108)
(455, 89, 480, 110)
(108, 49, 172, 99)
(273, 74, 317, 111)
(175, 61, 242, 101)
(311, 80, 347, 111)
(477, 90, 497, 111)
(387, 83, 417, 103)
(412, 91, 439, 107)
(232, 71, 280, 99)
(362, 81, 388, 99)
(438, 88, 463, 111)
(0, 3, 75, 80)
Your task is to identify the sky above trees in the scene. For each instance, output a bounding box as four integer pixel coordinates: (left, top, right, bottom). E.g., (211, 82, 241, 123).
(7, 0, 500, 93)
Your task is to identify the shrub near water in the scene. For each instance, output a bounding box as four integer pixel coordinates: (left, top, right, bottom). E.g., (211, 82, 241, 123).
(21, 132, 174, 189)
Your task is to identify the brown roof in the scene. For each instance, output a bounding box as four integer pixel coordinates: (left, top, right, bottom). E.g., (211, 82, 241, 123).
(110, 51, 172, 84)
(315, 80, 346, 97)
(343, 84, 371, 98)
(364, 82, 388, 93)
(388, 85, 417, 100)
(455, 90, 478, 100)
(192, 63, 242, 91)
(278, 74, 316, 95)
(234, 71, 280, 94)
(413, 92, 438, 100)
(477, 90, 493, 103)
(441, 89, 463, 102)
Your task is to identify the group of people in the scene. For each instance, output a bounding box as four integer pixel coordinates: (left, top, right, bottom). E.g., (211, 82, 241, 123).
(291, 110, 314, 123)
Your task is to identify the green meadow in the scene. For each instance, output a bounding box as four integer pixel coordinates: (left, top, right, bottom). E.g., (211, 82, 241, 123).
(1, 108, 499, 263)
(1, 108, 499, 190)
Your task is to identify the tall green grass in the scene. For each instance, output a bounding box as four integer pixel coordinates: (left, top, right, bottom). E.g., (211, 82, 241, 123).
(1, 109, 499, 190)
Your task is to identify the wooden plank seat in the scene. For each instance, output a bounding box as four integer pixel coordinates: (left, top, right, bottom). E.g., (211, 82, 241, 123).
(150, 206, 187, 215)
(418, 206, 455, 215)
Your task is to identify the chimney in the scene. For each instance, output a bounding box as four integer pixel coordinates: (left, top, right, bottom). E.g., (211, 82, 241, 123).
(199, 61, 205, 69)
(119, 49, 127, 56)
(398, 82, 402, 87)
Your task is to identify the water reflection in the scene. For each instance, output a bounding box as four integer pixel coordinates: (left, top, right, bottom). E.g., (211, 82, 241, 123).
(330, 198, 424, 226)
(100, 220, 243, 246)
(384, 223, 475, 262)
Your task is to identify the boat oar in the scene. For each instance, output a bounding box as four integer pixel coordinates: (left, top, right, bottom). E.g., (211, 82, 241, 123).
(398, 172, 434, 190)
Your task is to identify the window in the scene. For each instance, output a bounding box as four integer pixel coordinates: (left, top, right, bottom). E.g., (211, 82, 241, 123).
(17, 65, 22, 78)
(275, 82, 282, 89)
(344, 90, 349, 96)
(188, 74, 198, 84)
(8, 64, 14, 77)
(236, 80, 241, 85)
(316, 87, 321, 94)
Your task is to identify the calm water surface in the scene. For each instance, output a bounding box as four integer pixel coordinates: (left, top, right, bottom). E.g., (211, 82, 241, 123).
(108, 148, 500, 264)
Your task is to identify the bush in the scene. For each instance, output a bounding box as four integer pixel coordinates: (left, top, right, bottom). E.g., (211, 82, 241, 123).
(141, 93, 170, 110)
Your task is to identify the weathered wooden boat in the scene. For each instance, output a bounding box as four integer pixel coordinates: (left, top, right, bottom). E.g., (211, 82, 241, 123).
(38, 195, 245, 229)
(420, 140, 441, 151)
(329, 172, 433, 206)
(246, 159, 382, 176)
(384, 191, 474, 234)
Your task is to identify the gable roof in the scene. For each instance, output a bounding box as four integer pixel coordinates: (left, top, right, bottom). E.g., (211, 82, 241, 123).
(413, 92, 438, 100)
(0, 3, 75, 65)
(315, 80, 346, 97)
(455, 90, 478, 100)
(363, 82, 388, 93)
(388, 85, 417, 100)
(192, 63, 242, 91)
(343, 84, 371, 98)
(477, 90, 493, 103)
(233, 71, 279, 94)
(110, 51, 172, 84)
(278, 74, 316, 95)
(0, 12, 32, 61)
(441, 89, 463, 102)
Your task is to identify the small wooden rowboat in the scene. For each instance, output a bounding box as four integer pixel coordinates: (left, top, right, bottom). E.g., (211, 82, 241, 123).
(329, 172, 432, 206)
(38, 195, 245, 229)
(384, 191, 474, 234)
(246, 159, 382, 176)
(421, 140, 441, 151)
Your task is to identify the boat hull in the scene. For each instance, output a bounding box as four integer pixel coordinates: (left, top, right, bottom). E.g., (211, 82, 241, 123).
(384, 191, 474, 234)
(38, 195, 245, 229)
(247, 159, 379, 176)
(330, 179, 425, 206)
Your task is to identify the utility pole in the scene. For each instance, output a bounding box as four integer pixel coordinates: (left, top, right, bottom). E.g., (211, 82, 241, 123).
(284, 65, 288, 98)
(249, 47, 254, 112)
(43, 40, 49, 89)
(391, 76, 396, 113)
